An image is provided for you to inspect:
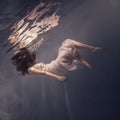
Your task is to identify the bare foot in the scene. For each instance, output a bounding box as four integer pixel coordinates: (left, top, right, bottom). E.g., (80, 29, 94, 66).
(91, 47, 102, 52)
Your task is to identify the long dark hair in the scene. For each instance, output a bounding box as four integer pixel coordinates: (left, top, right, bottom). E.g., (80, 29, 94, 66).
(11, 47, 36, 75)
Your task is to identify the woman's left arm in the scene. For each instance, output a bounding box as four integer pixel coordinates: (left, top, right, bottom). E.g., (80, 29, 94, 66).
(28, 66, 66, 81)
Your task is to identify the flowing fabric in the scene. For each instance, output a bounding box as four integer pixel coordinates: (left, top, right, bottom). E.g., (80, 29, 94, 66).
(33, 39, 81, 75)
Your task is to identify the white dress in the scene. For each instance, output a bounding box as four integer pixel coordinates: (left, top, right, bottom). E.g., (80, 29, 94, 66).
(33, 39, 81, 75)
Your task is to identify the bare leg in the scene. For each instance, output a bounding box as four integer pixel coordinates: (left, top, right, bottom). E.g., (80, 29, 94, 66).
(79, 58, 92, 69)
(66, 39, 102, 52)
(74, 51, 91, 69)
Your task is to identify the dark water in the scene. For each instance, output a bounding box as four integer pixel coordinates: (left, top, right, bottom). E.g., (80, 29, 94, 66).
(0, 0, 120, 120)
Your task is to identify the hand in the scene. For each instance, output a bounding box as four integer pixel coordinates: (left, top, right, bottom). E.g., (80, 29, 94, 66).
(57, 76, 66, 81)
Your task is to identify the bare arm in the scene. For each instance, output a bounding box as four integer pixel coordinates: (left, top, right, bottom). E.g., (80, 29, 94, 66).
(28, 67, 66, 81)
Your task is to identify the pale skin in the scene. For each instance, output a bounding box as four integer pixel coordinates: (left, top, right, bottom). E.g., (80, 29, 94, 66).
(28, 39, 102, 81)
(28, 67, 66, 81)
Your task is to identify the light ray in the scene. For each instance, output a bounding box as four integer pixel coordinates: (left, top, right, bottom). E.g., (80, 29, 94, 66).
(8, 2, 60, 53)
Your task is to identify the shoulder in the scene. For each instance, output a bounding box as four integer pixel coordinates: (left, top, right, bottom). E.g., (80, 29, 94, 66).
(29, 63, 44, 69)
(28, 66, 36, 73)
(29, 62, 47, 71)
(27, 63, 41, 74)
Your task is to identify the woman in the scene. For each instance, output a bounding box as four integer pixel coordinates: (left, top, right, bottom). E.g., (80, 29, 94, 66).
(26, 39, 102, 81)
(11, 45, 67, 80)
